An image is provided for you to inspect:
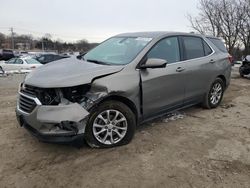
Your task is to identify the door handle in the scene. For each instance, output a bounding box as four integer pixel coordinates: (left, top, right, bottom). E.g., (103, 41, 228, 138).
(176, 67, 185, 72)
(209, 59, 216, 63)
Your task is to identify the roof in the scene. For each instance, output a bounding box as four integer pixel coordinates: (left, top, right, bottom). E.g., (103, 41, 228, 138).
(114, 31, 207, 39)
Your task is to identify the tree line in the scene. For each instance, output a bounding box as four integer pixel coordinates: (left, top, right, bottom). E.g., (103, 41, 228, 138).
(0, 32, 98, 53)
(188, 0, 250, 58)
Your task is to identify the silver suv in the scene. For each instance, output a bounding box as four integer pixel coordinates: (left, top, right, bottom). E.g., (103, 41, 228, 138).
(16, 32, 231, 148)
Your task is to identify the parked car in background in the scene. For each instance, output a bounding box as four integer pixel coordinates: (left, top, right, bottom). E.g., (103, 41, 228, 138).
(0, 57, 42, 73)
(13, 51, 29, 58)
(35, 53, 70, 64)
(239, 55, 250, 77)
(0, 49, 15, 61)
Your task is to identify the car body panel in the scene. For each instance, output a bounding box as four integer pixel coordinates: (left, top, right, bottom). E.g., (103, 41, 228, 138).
(140, 62, 186, 118)
(36, 103, 89, 124)
(24, 57, 124, 88)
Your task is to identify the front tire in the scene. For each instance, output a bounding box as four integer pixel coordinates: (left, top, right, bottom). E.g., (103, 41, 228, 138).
(85, 100, 136, 148)
(202, 78, 225, 109)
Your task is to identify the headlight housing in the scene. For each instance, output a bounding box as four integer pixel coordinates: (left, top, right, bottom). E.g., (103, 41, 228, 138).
(61, 84, 91, 103)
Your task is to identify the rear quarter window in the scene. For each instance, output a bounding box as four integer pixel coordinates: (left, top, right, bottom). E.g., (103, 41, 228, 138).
(207, 38, 227, 53)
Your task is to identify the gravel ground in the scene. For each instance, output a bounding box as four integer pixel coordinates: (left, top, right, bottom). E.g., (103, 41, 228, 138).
(0, 69, 250, 188)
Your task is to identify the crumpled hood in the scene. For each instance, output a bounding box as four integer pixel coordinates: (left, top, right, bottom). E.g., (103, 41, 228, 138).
(24, 57, 124, 88)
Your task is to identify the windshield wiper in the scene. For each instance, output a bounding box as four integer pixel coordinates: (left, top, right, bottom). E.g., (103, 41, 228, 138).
(86, 59, 110, 65)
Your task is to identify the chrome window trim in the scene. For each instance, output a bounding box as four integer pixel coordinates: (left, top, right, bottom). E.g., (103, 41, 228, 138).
(136, 35, 216, 69)
(171, 36, 215, 64)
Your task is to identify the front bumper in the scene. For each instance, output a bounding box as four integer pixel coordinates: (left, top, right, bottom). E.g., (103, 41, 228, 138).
(16, 92, 89, 143)
(16, 115, 84, 143)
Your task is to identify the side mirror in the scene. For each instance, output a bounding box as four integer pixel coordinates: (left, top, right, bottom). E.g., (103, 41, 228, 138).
(140, 58, 167, 69)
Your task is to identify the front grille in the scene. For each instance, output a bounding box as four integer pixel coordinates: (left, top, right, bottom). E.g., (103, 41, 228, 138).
(20, 84, 60, 105)
(19, 95, 37, 113)
(20, 84, 38, 96)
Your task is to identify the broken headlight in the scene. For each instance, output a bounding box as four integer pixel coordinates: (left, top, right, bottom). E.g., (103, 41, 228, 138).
(61, 84, 91, 104)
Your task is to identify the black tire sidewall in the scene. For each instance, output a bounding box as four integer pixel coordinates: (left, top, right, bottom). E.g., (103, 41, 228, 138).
(85, 101, 136, 148)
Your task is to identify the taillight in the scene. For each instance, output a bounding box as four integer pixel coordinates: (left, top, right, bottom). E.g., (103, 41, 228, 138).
(228, 55, 233, 64)
(30, 66, 36, 69)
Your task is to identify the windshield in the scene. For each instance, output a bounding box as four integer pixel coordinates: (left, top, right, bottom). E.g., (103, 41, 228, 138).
(83, 37, 152, 65)
(25, 58, 41, 64)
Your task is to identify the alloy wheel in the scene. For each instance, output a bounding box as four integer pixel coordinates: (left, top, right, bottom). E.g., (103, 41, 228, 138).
(92, 109, 128, 145)
(210, 82, 223, 105)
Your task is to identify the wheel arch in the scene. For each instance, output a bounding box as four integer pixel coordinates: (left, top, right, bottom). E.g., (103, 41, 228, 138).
(217, 75, 227, 87)
(92, 95, 139, 124)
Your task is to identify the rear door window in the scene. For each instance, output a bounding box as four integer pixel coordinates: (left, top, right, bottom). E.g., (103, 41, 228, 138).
(182, 36, 204, 60)
(203, 41, 213, 56)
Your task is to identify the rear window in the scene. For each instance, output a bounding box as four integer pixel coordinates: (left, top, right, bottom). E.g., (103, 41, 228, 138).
(207, 38, 227, 53)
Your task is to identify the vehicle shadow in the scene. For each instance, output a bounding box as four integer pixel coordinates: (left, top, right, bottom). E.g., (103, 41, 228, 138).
(40, 136, 88, 149)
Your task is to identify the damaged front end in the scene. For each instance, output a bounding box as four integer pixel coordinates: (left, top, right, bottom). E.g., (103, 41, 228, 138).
(16, 83, 98, 143)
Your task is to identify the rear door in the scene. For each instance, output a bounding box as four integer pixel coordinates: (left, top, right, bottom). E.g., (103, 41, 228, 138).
(141, 36, 186, 118)
(180, 36, 215, 103)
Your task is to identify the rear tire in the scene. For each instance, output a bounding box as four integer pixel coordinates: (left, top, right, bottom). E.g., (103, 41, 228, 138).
(85, 100, 136, 148)
(202, 78, 225, 109)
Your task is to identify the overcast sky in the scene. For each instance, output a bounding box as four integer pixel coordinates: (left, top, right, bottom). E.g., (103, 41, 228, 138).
(0, 0, 199, 42)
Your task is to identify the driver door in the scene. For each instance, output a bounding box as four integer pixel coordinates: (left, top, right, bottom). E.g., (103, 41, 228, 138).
(140, 37, 186, 118)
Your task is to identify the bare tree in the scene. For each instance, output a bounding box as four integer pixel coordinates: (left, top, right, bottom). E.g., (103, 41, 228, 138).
(238, 0, 250, 55)
(43, 33, 52, 40)
(188, 0, 221, 36)
(188, 0, 244, 54)
(0, 32, 97, 52)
